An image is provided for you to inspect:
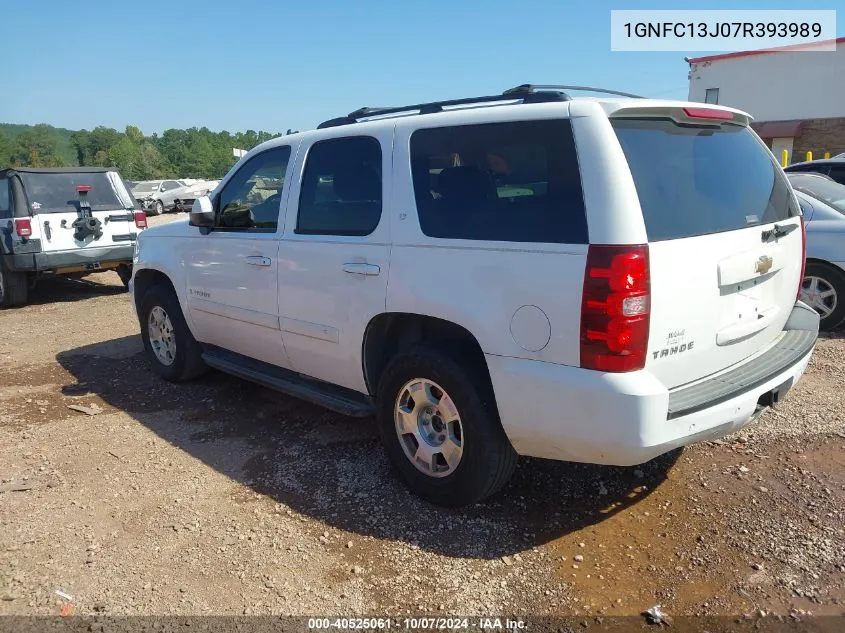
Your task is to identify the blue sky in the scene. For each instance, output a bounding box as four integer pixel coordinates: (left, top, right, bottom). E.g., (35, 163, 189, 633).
(0, 0, 841, 134)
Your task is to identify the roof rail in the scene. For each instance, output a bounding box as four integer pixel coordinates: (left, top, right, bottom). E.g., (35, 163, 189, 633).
(503, 84, 645, 99)
(317, 89, 569, 129)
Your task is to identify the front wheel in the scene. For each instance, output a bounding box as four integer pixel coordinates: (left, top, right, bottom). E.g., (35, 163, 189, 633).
(376, 346, 517, 507)
(154, 200, 164, 216)
(139, 284, 207, 381)
(801, 261, 845, 331)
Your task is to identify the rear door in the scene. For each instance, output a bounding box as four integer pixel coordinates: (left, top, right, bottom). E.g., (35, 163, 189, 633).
(19, 170, 137, 257)
(277, 132, 392, 393)
(610, 109, 804, 389)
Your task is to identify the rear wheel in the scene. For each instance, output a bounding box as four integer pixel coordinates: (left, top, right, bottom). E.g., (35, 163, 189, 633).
(376, 346, 517, 507)
(0, 260, 28, 308)
(139, 284, 207, 381)
(801, 261, 845, 331)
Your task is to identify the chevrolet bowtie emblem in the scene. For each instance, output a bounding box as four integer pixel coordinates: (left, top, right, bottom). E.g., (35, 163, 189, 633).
(755, 255, 773, 275)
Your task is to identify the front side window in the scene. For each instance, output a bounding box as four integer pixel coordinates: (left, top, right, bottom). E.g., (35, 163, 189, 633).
(216, 146, 291, 232)
(162, 181, 181, 191)
(296, 136, 383, 236)
(410, 119, 587, 244)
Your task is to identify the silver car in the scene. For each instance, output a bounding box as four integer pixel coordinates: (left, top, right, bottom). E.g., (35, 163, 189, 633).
(131, 180, 188, 215)
(789, 172, 845, 330)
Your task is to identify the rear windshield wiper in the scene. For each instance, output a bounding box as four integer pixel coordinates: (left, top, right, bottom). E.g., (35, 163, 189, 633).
(761, 223, 798, 242)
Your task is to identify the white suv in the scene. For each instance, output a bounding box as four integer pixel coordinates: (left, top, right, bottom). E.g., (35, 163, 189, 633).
(130, 85, 818, 506)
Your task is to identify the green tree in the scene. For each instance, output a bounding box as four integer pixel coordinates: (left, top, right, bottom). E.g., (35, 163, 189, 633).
(0, 131, 19, 167)
(109, 136, 141, 178)
(125, 125, 144, 144)
(14, 124, 65, 167)
(137, 143, 167, 179)
(4, 122, 283, 177)
(70, 130, 89, 165)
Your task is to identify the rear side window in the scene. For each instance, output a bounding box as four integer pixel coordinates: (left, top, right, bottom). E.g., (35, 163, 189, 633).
(612, 119, 799, 241)
(296, 136, 383, 236)
(0, 178, 9, 218)
(410, 120, 587, 244)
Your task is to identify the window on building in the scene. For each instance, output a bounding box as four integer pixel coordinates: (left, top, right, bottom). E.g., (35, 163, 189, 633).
(704, 88, 719, 104)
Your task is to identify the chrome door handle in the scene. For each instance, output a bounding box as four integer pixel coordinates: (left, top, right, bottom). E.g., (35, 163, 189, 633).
(245, 256, 272, 267)
(342, 262, 381, 276)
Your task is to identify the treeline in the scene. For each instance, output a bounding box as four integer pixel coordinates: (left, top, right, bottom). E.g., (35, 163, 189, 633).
(0, 123, 297, 180)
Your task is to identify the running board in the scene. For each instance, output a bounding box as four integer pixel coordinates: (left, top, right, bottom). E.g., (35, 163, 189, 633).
(201, 347, 375, 418)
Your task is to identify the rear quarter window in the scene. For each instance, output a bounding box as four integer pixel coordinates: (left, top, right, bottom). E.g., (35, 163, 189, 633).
(0, 178, 9, 218)
(612, 119, 799, 242)
(410, 119, 587, 244)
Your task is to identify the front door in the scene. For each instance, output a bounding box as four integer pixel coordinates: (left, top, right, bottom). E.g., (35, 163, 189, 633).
(185, 145, 295, 369)
(277, 132, 392, 393)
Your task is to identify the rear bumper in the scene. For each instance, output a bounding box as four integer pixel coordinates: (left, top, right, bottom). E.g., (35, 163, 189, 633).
(3, 244, 134, 273)
(489, 302, 819, 466)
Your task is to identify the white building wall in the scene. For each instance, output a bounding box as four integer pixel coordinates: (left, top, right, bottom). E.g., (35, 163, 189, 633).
(688, 43, 845, 122)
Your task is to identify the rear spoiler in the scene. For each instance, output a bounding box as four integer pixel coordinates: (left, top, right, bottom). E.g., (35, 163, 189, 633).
(609, 105, 751, 127)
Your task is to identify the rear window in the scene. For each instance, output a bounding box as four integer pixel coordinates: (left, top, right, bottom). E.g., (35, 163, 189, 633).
(612, 119, 799, 242)
(788, 174, 845, 215)
(410, 119, 587, 244)
(20, 171, 134, 214)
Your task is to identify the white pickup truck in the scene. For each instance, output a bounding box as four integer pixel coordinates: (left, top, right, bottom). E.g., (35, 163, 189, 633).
(129, 85, 818, 506)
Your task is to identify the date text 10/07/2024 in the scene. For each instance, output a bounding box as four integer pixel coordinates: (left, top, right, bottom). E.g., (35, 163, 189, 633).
(307, 618, 527, 630)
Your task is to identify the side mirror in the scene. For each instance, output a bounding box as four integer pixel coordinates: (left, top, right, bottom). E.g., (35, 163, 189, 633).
(189, 196, 214, 230)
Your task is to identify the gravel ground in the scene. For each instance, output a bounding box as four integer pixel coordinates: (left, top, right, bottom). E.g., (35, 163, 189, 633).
(0, 211, 843, 619)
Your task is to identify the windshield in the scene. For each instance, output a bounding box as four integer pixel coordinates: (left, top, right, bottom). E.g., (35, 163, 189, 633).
(612, 119, 798, 241)
(133, 182, 161, 193)
(20, 171, 133, 213)
(788, 174, 845, 215)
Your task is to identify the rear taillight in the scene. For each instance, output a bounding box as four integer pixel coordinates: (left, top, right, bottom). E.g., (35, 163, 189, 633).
(798, 215, 807, 300)
(580, 245, 650, 372)
(14, 218, 32, 238)
(134, 211, 148, 229)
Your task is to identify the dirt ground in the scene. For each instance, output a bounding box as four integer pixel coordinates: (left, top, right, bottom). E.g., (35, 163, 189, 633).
(1, 212, 843, 620)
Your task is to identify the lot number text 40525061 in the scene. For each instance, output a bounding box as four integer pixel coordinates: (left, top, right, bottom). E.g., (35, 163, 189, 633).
(307, 617, 526, 630)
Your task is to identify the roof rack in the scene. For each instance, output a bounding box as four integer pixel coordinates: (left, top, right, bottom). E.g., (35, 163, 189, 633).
(317, 90, 567, 129)
(503, 84, 645, 99)
(317, 84, 643, 129)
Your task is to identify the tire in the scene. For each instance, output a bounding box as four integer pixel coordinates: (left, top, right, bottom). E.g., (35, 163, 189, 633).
(116, 264, 132, 289)
(376, 346, 517, 507)
(154, 200, 164, 216)
(0, 259, 29, 308)
(138, 284, 207, 381)
(801, 261, 845, 331)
